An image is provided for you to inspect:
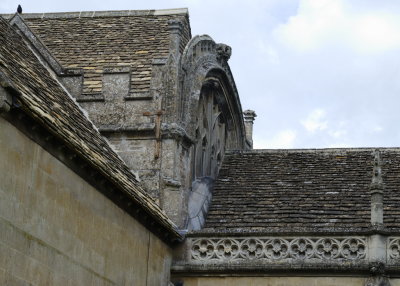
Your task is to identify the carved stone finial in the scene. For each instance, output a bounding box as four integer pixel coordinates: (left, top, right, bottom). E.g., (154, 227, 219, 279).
(370, 150, 384, 193)
(243, 110, 256, 149)
(370, 150, 384, 226)
(216, 43, 232, 61)
(243, 110, 257, 124)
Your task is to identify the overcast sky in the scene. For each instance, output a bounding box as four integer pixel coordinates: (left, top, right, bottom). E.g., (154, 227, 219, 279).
(2, 0, 400, 149)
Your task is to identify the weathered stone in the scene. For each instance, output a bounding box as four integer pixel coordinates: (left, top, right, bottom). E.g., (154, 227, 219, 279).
(243, 109, 256, 148)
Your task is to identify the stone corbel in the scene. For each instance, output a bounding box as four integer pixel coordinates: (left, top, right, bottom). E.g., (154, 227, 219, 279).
(365, 262, 391, 286)
(163, 177, 182, 188)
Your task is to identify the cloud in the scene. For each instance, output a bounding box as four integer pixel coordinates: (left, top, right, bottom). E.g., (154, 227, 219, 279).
(301, 108, 328, 133)
(255, 129, 297, 149)
(274, 0, 400, 53)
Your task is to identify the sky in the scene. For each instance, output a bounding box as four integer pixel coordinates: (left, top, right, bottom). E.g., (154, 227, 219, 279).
(2, 0, 400, 149)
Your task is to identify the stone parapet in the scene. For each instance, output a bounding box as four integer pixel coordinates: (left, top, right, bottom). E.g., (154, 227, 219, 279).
(173, 233, 400, 276)
(183, 235, 368, 265)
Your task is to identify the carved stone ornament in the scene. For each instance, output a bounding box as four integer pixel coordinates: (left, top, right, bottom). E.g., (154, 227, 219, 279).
(388, 238, 400, 262)
(364, 276, 391, 286)
(216, 44, 232, 61)
(369, 261, 386, 275)
(190, 237, 367, 262)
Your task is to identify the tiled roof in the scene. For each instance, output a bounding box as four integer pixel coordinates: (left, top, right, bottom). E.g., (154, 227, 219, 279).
(19, 9, 191, 95)
(205, 148, 400, 233)
(0, 17, 182, 242)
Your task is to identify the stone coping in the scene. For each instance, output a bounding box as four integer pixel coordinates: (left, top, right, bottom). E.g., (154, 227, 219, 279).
(1, 8, 188, 19)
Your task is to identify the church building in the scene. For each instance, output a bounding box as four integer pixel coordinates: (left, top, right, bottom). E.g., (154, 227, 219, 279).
(1, 7, 400, 286)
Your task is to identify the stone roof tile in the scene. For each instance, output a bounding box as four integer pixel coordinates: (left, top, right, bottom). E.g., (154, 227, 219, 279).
(0, 17, 182, 242)
(20, 10, 190, 96)
(205, 149, 400, 232)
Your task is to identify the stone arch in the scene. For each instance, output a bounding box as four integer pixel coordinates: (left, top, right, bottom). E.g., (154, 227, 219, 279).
(181, 35, 247, 230)
(180, 35, 246, 154)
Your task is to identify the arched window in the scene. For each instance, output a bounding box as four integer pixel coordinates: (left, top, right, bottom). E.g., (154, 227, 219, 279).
(192, 82, 227, 180)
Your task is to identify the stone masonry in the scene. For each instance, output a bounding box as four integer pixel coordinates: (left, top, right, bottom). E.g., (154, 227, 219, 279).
(8, 9, 250, 229)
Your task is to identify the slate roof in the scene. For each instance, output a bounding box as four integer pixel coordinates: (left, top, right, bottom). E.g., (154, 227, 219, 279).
(204, 148, 400, 233)
(18, 9, 191, 96)
(0, 17, 182, 242)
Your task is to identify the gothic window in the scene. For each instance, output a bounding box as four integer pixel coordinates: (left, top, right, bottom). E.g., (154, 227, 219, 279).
(192, 85, 227, 181)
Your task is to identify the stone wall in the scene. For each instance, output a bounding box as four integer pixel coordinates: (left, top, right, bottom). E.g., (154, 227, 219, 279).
(48, 29, 248, 230)
(0, 117, 172, 285)
(107, 135, 161, 202)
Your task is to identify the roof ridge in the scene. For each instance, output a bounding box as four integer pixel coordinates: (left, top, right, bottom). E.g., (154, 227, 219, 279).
(225, 147, 400, 154)
(1, 8, 188, 19)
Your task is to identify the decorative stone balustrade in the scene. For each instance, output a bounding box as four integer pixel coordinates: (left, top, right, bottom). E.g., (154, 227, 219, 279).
(388, 237, 400, 263)
(189, 236, 368, 263)
(181, 236, 400, 267)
